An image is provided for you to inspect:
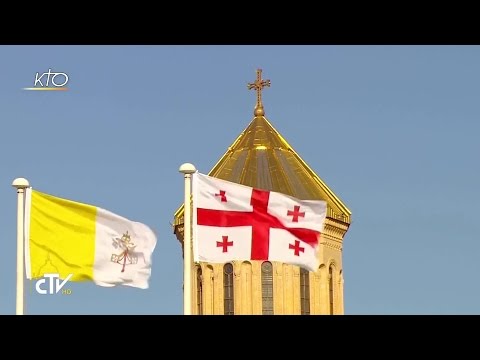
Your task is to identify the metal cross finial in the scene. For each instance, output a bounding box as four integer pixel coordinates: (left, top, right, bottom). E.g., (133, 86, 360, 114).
(247, 69, 271, 116)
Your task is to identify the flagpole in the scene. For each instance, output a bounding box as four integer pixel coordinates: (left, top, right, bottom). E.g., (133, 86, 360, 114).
(179, 163, 196, 315)
(12, 178, 29, 315)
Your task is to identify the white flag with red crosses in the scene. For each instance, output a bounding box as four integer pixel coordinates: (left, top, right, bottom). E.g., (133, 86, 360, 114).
(192, 172, 327, 272)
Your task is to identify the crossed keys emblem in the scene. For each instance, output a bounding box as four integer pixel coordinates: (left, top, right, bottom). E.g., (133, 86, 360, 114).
(111, 231, 138, 272)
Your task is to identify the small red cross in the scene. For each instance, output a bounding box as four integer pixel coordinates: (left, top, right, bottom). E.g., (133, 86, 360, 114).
(287, 205, 305, 222)
(289, 240, 305, 256)
(216, 236, 233, 252)
(215, 190, 227, 202)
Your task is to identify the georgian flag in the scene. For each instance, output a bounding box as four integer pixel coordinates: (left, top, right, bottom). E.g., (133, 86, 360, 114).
(192, 172, 327, 272)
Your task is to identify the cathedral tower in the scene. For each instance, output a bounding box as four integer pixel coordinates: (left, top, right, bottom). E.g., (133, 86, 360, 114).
(173, 69, 351, 315)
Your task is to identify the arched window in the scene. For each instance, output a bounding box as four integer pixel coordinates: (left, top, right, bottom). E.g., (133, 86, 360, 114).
(329, 265, 334, 315)
(223, 263, 234, 315)
(300, 267, 310, 315)
(196, 266, 203, 315)
(261, 261, 274, 315)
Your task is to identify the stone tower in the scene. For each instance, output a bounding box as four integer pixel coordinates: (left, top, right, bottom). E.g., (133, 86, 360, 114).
(173, 69, 351, 315)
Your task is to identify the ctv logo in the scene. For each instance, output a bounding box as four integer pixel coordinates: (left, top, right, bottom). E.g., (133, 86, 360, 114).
(35, 273, 73, 295)
(24, 69, 69, 91)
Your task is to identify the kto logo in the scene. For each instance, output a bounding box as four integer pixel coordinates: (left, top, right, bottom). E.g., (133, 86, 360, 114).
(24, 69, 69, 91)
(35, 273, 73, 295)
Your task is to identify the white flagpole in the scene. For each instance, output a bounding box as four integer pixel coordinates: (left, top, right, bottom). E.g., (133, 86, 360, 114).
(12, 178, 29, 315)
(179, 163, 196, 315)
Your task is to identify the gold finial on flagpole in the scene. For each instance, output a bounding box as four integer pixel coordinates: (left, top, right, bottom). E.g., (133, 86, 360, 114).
(247, 69, 271, 117)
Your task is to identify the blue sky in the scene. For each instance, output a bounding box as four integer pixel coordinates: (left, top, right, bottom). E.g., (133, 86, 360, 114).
(1, 45, 479, 315)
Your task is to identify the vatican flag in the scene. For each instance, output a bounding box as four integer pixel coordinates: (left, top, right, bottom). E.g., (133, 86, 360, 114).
(24, 188, 157, 289)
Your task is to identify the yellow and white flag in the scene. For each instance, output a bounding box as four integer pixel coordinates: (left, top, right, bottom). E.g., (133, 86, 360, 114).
(24, 188, 157, 289)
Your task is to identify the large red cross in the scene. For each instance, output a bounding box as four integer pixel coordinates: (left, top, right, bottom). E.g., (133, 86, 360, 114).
(197, 189, 320, 260)
(217, 236, 233, 252)
(287, 205, 305, 222)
